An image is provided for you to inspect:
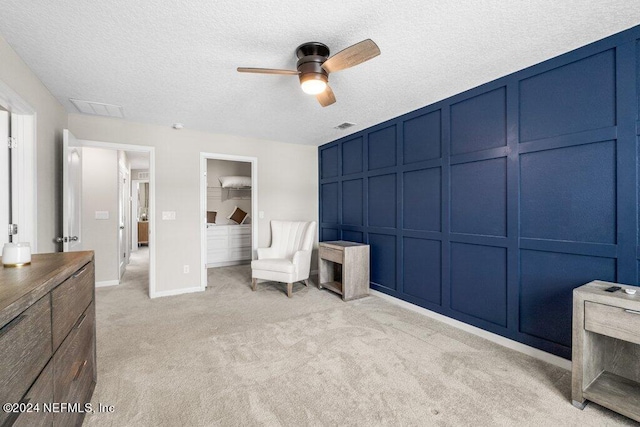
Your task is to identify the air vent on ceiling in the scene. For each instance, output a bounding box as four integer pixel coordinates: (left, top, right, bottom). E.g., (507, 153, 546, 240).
(70, 99, 124, 118)
(138, 172, 149, 180)
(334, 122, 356, 130)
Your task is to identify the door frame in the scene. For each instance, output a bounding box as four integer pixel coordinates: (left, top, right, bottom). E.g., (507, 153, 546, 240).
(200, 152, 258, 290)
(81, 139, 156, 298)
(0, 79, 36, 251)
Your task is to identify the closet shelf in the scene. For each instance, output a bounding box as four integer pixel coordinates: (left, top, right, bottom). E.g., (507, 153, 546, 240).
(207, 186, 251, 201)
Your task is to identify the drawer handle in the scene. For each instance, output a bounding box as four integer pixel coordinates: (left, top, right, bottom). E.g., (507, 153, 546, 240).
(75, 313, 87, 329)
(0, 314, 26, 338)
(624, 309, 640, 315)
(73, 360, 88, 381)
(72, 266, 88, 279)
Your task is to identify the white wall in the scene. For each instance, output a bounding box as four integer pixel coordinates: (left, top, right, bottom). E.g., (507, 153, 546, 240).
(207, 159, 251, 222)
(81, 147, 119, 283)
(0, 35, 67, 253)
(68, 114, 318, 294)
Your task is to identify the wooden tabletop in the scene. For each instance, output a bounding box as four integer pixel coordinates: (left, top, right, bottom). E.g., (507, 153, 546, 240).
(0, 251, 94, 328)
(320, 241, 369, 249)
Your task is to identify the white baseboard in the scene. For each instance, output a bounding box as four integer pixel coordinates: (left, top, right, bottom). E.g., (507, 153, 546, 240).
(207, 260, 251, 268)
(95, 280, 119, 288)
(151, 285, 204, 299)
(369, 289, 571, 371)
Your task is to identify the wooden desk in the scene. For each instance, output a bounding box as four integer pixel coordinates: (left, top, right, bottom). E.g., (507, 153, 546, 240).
(572, 280, 640, 422)
(318, 241, 369, 301)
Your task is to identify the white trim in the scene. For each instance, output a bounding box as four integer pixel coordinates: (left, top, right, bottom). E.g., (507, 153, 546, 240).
(0, 79, 37, 252)
(79, 139, 156, 299)
(206, 260, 251, 268)
(200, 152, 258, 291)
(95, 280, 119, 287)
(369, 289, 572, 371)
(151, 285, 204, 299)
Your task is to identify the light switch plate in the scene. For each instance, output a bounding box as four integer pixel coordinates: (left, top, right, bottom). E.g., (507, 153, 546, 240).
(162, 211, 176, 220)
(95, 211, 109, 220)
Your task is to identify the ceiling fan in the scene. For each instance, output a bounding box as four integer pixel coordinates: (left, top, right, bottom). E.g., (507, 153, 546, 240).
(237, 39, 380, 107)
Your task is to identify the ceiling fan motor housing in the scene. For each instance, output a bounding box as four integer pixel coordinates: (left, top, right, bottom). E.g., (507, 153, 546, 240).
(296, 42, 330, 85)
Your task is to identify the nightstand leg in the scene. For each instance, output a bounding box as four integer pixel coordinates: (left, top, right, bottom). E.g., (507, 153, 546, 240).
(572, 400, 587, 410)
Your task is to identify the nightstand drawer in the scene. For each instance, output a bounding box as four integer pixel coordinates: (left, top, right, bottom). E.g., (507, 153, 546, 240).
(320, 246, 343, 264)
(585, 301, 640, 345)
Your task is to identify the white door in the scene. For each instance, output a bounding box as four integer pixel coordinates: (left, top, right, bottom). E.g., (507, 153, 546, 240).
(62, 129, 83, 252)
(0, 110, 8, 246)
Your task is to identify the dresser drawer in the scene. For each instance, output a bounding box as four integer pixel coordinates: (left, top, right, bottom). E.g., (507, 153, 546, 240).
(0, 296, 52, 426)
(54, 302, 95, 427)
(51, 261, 94, 349)
(229, 247, 251, 261)
(12, 360, 54, 427)
(208, 235, 228, 248)
(585, 301, 640, 345)
(229, 225, 250, 236)
(207, 227, 229, 237)
(208, 249, 229, 262)
(229, 234, 251, 248)
(320, 246, 343, 264)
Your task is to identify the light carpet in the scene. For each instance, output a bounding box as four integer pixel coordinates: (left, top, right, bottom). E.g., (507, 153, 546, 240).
(83, 249, 633, 426)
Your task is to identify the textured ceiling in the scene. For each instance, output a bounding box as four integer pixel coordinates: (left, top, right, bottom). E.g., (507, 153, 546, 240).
(0, 1, 639, 146)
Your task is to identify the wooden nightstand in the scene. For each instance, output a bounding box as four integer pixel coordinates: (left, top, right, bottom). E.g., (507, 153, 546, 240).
(572, 280, 640, 422)
(318, 241, 369, 301)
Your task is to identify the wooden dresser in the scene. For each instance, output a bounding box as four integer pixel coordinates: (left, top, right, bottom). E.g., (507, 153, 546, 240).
(0, 251, 96, 427)
(138, 221, 149, 246)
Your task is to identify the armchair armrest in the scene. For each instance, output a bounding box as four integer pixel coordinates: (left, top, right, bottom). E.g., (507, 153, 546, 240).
(257, 247, 277, 259)
(292, 249, 312, 279)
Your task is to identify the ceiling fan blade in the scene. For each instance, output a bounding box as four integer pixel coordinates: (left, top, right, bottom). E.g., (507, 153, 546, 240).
(237, 67, 299, 75)
(316, 85, 336, 107)
(322, 39, 380, 73)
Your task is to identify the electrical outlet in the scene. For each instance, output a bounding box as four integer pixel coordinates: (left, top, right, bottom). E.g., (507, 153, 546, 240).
(183, 265, 189, 274)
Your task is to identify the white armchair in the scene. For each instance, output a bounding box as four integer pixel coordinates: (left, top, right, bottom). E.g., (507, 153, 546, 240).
(251, 220, 316, 298)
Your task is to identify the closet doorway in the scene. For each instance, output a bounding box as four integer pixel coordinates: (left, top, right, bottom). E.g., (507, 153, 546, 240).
(199, 153, 258, 289)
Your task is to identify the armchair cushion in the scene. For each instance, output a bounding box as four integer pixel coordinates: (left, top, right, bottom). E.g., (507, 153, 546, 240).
(251, 258, 295, 274)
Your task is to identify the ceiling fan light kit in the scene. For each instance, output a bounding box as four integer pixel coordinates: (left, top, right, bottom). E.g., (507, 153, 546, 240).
(237, 39, 380, 107)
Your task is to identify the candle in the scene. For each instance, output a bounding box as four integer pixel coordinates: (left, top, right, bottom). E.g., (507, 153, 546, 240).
(2, 242, 31, 267)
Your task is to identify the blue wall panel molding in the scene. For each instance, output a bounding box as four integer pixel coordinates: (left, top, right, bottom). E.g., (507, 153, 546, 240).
(318, 26, 640, 359)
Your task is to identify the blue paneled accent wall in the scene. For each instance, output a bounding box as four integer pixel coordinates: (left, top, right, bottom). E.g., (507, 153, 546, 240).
(318, 25, 640, 359)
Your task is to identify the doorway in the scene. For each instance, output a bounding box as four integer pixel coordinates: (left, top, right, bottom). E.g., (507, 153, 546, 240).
(76, 138, 156, 297)
(200, 153, 258, 290)
(0, 80, 36, 249)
